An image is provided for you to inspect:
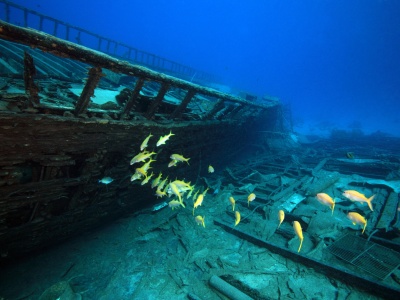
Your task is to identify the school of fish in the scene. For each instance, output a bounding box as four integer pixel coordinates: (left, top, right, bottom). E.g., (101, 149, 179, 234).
(128, 131, 376, 255)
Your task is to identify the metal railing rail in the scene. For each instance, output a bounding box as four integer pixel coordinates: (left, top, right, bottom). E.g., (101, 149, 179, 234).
(0, 0, 217, 83)
(0, 20, 278, 122)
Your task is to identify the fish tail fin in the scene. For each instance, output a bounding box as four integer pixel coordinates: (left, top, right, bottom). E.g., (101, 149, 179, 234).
(202, 216, 205, 228)
(298, 239, 303, 252)
(186, 158, 190, 165)
(278, 222, 281, 229)
(367, 195, 375, 211)
(362, 220, 367, 234)
(180, 201, 186, 208)
(331, 200, 335, 216)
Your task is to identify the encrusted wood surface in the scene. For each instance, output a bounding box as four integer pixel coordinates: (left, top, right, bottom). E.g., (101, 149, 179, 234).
(0, 111, 251, 260)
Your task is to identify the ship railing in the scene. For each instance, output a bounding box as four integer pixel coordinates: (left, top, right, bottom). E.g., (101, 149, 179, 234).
(0, 0, 216, 83)
(0, 20, 279, 122)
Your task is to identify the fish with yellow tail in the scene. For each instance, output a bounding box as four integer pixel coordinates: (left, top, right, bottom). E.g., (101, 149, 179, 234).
(169, 182, 182, 203)
(156, 131, 174, 147)
(316, 193, 335, 215)
(141, 172, 154, 185)
(208, 165, 214, 173)
(193, 188, 209, 215)
(247, 193, 256, 207)
(169, 199, 185, 210)
(342, 190, 375, 211)
(155, 189, 167, 198)
(293, 221, 303, 252)
(229, 196, 235, 211)
(170, 154, 190, 165)
(234, 211, 241, 226)
(347, 212, 367, 234)
(168, 160, 178, 168)
(130, 151, 156, 165)
(278, 210, 285, 228)
(140, 133, 153, 151)
(195, 215, 205, 228)
(151, 173, 162, 189)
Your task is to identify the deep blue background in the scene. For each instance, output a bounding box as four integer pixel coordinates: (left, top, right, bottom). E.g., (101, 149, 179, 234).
(6, 0, 400, 136)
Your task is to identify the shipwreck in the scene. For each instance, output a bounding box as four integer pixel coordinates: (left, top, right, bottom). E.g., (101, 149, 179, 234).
(0, 12, 280, 260)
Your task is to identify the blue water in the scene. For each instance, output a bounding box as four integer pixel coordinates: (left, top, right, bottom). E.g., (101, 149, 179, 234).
(9, 0, 400, 136)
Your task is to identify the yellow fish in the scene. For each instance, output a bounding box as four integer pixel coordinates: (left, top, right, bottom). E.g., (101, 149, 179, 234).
(342, 190, 375, 211)
(155, 189, 166, 198)
(195, 215, 205, 228)
(170, 154, 190, 165)
(151, 173, 162, 189)
(347, 212, 367, 234)
(169, 199, 185, 209)
(141, 172, 154, 185)
(130, 151, 156, 165)
(169, 182, 182, 203)
(208, 165, 214, 173)
(229, 196, 235, 211)
(130, 173, 142, 182)
(157, 176, 169, 191)
(140, 133, 153, 151)
(168, 160, 178, 168)
(293, 221, 303, 252)
(234, 211, 241, 226)
(141, 159, 156, 173)
(135, 167, 147, 178)
(247, 193, 256, 206)
(316, 193, 335, 215)
(193, 188, 209, 215)
(156, 131, 174, 147)
(278, 210, 285, 228)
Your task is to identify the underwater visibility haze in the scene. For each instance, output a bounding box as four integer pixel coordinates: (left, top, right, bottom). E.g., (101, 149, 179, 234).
(10, 0, 400, 136)
(2, 1, 400, 299)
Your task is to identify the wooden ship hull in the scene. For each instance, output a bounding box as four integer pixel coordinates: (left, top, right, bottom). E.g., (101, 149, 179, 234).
(0, 20, 280, 261)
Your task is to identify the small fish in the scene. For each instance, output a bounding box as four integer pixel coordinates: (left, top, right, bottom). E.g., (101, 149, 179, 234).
(168, 160, 178, 168)
(293, 221, 303, 252)
(130, 173, 142, 182)
(151, 173, 162, 189)
(155, 189, 167, 198)
(195, 215, 205, 228)
(192, 189, 200, 202)
(99, 177, 113, 184)
(229, 196, 235, 211)
(247, 193, 256, 206)
(193, 188, 209, 215)
(169, 199, 185, 209)
(208, 165, 214, 173)
(169, 182, 182, 203)
(342, 190, 375, 211)
(316, 193, 335, 215)
(186, 186, 195, 199)
(158, 176, 169, 191)
(234, 211, 241, 226)
(347, 212, 367, 234)
(135, 167, 147, 178)
(141, 159, 156, 173)
(278, 210, 285, 228)
(156, 131, 175, 147)
(140, 133, 153, 151)
(170, 154, 190, 165)
(141, 172, 154, 185)
(130, 151, 156, 165)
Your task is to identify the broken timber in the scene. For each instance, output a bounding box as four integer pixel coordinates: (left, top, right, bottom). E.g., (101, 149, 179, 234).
(214, 219, 400, 300)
